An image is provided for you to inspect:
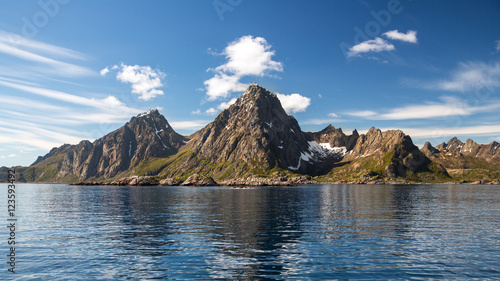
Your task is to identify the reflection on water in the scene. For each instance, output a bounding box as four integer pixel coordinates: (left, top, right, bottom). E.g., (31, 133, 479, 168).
(2, 184, 500, 280)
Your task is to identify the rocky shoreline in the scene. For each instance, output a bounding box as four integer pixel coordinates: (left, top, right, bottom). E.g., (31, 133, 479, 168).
(72, 174, 500, 187)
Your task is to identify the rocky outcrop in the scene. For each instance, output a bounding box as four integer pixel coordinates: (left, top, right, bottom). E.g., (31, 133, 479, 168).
(180, 174, 218, 186)
(308, 125, 359, 152)
(344, 127, 429, 177)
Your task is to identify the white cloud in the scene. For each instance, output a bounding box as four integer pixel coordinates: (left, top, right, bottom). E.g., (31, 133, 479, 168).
(101, 96, 125, 107)
(205, 107, 218, 115)
(348, 37, 395, 57)
(204, 73, 246, 100)
(496, 40, 500, 51)
(116, 63, 166, 101)
(191, 109, 201, 115)
(276, 93, 311, 114)
(328, 112, 339, 118)
(383, 30, 418, 43)
(8, 154, 16, 157)
(214, 35, 283, 76)
(431, 62, 500, 92)
(346, 96, 500, 120)
(205, 35, 283, 100)
(100, 67, 110, 76)
(217, 97, 238, 110)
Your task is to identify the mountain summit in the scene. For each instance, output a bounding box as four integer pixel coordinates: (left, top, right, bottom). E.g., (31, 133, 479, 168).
(23, 109, 188, 182)
(162, 84, 334, 179)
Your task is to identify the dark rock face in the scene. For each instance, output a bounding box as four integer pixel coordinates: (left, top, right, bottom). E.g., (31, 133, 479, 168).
(29, 109, 188, 182)
(166, 84, 335, 178)
(342, 127, 430, 177)
(309, 125, 359, 152)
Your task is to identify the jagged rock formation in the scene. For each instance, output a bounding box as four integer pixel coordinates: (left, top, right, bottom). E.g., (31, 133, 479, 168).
(323, 127, 448, 181)
(421, 137, 500, 182)
(22, 109, 188, 182)
(161, 84, 336, 179)
(308, 125, 359, 154)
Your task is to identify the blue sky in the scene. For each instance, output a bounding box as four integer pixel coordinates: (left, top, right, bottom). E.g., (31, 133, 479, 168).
(1, 0, 500, 166)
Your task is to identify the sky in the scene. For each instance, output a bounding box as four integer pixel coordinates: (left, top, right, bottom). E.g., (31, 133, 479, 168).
(0, 0, 500, 167)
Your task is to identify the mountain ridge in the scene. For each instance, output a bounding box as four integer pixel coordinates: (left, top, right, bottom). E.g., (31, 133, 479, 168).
(9, 84, 500, 185)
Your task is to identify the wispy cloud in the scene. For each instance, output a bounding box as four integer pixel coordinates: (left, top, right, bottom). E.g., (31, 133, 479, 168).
(275, 93, 311, 114)
(496, 40, 500, 52)
(0, 30, 93, 77)
(0, 123, 89, 151)
(423, 62, 500, 92)
(302, 118, 345, 125)
(348, 37, 395, 57)
(387, 125, 500, 140)
(204, 35, 283, 100)
(0, 77, 138, 113)
(170, 120, 210, 130)
(383, 30, 418, 43)
(346, 110, 377, 118)
(346, 96, 500, 120)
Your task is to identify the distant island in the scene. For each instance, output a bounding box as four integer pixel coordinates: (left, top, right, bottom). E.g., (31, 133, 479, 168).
(2, 84, 499, 186)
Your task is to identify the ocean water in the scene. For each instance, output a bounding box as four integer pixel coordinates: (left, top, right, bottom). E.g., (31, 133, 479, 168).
(1, 184, 500, 280)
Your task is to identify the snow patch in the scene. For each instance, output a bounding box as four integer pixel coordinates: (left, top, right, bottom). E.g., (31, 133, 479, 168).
(265, 122, 273, 128)
(152, 119, 168, 149)
(278, 146, 283, 149)
(128, 141, 132, 157)
(138, 109, 156, 118)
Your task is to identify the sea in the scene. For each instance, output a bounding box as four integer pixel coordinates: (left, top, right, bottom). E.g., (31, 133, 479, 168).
(1, 184, 499, 280)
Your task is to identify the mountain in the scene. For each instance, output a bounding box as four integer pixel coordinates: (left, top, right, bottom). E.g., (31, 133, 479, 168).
(421, 137, 500, 182)
(0, 166, 27, 183)
(308, 125, 359, 153)
(22, 109, 188, 182)
(20, 84, 498, 185)
(321, 127, 449, 182)
(160, 84, 336, 180)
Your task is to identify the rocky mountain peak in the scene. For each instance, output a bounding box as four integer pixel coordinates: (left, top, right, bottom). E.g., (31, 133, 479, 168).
(308, 124, 358, 152)
(32, 109, 188, 181)
(168, 84, 334, 178)
(421, 141, 437, 156)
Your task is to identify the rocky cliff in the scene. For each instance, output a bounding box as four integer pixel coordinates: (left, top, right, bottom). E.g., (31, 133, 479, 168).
(22, 109, 188, 182)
